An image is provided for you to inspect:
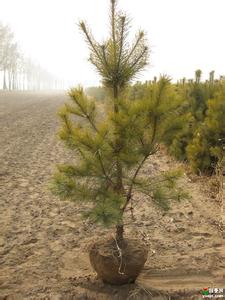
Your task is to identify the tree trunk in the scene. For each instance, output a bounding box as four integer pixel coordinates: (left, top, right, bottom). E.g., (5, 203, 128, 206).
(8, 71, 11, 91)
(113, 85, 125, 244)
(116, 224, 124, 242)
(12, 72, 15, 90)
(113, 85, 124, 192)
(23, 75, 25, 90)
(3, 69, 7, 90)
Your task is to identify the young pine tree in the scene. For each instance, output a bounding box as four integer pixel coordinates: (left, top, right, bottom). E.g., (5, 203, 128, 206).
(187, 81, 225, 174)
(51, 0, 186, 242)
(165, 70, 218, 164)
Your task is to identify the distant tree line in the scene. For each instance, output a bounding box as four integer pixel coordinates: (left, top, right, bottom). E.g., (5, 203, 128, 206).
(85, 70, 225, 175)
(0, 22, 64, 90)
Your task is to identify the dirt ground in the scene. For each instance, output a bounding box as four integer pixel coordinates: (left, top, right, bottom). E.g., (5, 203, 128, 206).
(0, 91, 224, 300)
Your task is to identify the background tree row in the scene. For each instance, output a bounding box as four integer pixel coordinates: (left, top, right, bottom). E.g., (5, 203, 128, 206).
(0, 22, 64, 90)
(86, 70, 225, 175)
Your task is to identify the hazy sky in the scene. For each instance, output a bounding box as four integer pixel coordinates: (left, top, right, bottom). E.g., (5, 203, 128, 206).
(0, 0, 225, 87)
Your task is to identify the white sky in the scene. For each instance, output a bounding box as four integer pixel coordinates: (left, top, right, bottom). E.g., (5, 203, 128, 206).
(0, 0, 225, 87)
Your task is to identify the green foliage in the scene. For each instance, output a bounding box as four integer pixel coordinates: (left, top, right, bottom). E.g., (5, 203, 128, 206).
(187, 82, 225, 173)
(125, 70, 225, 175)
(79, 0, 149, 92)
(186, 131, 212, 173)
(166, 72, 209, 161)
(132, 169, 188, 211)
(51, 77, 187, 226)
(52, 0, 187, 228)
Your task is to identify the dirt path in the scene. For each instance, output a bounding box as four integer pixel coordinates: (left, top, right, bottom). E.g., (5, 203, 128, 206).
(0, 92, 224, 299)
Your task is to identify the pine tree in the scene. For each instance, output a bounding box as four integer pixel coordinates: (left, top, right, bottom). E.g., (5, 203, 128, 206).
(51, 0, 187, 241)
(162, 78, 194, 161)
(187, 81, 225, 173)
(166, 70, 219, 165)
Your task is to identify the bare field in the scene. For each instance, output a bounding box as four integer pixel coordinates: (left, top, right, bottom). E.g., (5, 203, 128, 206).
(0, 92, 224, 299)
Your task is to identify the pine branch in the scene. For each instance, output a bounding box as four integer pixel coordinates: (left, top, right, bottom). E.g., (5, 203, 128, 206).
(130, 46, 148, 73)
(116, 16, 126, 71)
(79, 22, 107, 75)
(96, 149, 114, 185)
(68, 88, 115, 149)
(111, 0, 117, 64)
(122, 148, 157, 212)
(150, 77, 170, 144)
(124, 31, 144, 64)
(101, 44, 110, 70)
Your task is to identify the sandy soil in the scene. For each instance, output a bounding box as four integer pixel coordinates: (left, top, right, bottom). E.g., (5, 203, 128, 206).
(0, 91, 224, 300)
